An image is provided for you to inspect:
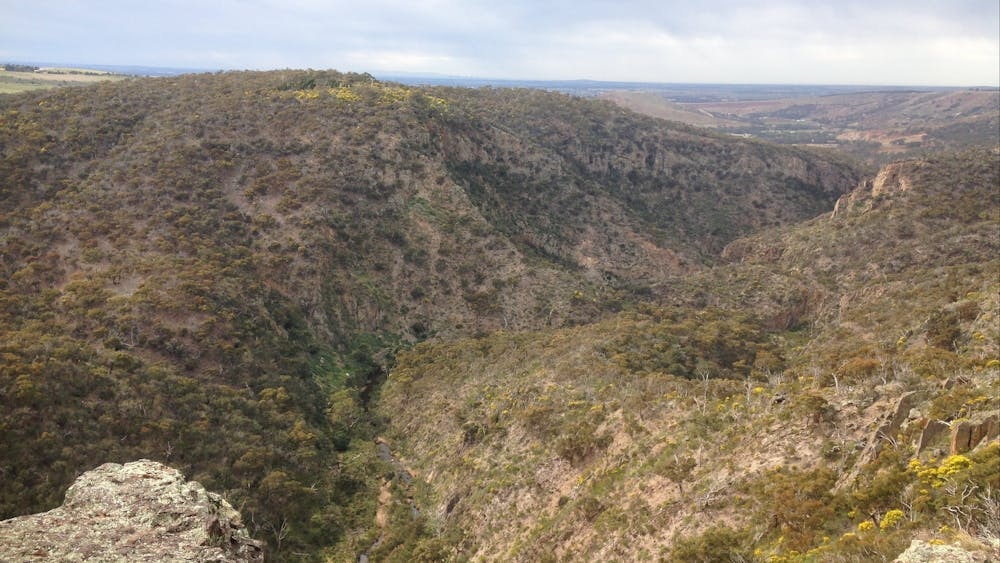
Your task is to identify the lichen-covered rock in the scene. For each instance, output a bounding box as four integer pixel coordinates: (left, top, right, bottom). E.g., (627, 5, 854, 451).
(893, 539, 994, 563)
(0, 460, 263, 562)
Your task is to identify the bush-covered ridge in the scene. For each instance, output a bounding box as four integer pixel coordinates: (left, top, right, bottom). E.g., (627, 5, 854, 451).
(1, 69, 995, 560)
(378, 148, 999, 561)
(0, 69, 860, 558)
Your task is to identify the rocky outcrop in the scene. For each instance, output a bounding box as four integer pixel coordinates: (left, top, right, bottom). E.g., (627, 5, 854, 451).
(893, 539, 994, 562)
(869, 392, 920, 457)
(917, 418, 950, 454)
(0, 460, 263, 562)
(950, 414, 1000, 454)
(836, 392, 920, 492)
(870, 162, 916, 198)
(831, 160, 923, 218)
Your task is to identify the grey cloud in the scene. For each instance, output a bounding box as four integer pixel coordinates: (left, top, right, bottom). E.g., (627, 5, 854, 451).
(1, 0, 996, 84)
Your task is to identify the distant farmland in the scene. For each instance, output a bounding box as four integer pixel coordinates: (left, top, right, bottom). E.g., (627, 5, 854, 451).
(0, 66, 126, 94)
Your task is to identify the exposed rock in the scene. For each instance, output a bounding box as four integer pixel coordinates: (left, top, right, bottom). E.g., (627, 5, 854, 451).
(975, 416, 1000, 448)
(942, 376, 971, 390)
(952, 420, 975, 454)
(870, 161, 916, 198)
(950, 414, 1000, 454)
(893, 539, 993, 562)
(0, 460, 263, 562)
(873, 392, 919, 453)
(831, 160, 923, 218)
(917, 419, 949, 454)
(836, 392, 918, 491)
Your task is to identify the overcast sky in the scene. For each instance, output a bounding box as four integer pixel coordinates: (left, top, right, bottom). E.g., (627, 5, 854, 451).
(2, 0, 998, 86)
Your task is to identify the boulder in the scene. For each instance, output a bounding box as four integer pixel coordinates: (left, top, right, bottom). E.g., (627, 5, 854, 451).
(0, 460, 263, 562)
(893, 539, 993, 563)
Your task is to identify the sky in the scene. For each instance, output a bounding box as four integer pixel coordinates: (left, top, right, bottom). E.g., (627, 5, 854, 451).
(2, 0, 998, 86)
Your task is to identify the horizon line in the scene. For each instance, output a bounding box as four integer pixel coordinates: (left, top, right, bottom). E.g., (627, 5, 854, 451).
(5, 60, 998, 90)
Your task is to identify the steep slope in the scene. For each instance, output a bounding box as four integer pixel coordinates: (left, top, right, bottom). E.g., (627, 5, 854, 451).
(1, 71, 858, 338)
(0, 69, 859, 558)
(378, 149, 1000, 561)
(433, 86, 858, 262)
(721, 148, 1000, 372)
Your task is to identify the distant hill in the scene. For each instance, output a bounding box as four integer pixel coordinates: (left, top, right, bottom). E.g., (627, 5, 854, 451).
(604, 88, 1000, 166)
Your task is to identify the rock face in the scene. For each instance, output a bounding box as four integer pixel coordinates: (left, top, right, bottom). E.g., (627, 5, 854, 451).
(831, 160, 922, 218)
(869, 161, 916, 198)
(836, 392, 920, 491)
(0, 460, 263, 562)
(893, 539, 993, 563)
(949, 414, 1000, 454)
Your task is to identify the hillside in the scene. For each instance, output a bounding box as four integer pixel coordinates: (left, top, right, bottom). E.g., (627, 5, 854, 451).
(604, 88, 1000, 166)
(378, 149, 1000, 561)
(0, 70, 861, 559)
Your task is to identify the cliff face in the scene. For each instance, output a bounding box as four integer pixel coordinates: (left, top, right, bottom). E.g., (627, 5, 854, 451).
(0, 460, 263, 562)
(831, 159, 922, 217)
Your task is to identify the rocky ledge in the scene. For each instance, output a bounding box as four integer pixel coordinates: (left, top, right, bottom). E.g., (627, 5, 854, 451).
(894, 539, 996, 563)
(0, 460, 263, 562)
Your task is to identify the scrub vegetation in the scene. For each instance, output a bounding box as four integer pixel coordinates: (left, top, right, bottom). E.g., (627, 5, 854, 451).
(0, 69, 996, 560)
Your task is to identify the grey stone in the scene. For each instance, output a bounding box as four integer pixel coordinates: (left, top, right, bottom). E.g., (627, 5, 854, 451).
(0, 460, 263, 562)
(893, 539, 993, 563)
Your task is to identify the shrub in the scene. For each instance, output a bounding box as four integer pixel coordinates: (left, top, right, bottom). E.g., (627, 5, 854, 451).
(837, 356, 881, 382)
(668, 526, 755, 563)
(879, 509, 905, 530)
(926, 309, 962, 350)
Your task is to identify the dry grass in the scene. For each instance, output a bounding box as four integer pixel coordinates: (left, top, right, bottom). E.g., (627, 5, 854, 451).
(0, 69, 125, 94)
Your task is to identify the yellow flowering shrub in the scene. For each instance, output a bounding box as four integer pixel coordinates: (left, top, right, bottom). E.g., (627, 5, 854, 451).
(879, 509, 905, 530)
(912, 454, 973, 488)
